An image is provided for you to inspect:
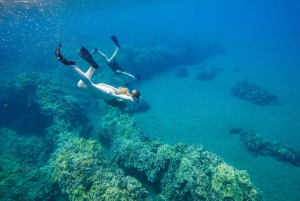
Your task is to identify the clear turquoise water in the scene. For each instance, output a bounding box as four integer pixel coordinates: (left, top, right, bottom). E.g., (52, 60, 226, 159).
(1, 0, 300, 200)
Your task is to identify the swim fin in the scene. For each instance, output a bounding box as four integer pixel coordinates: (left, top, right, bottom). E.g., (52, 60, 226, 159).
(55, 44, 76, 65)
(90, 48, 98, 55)
(78, 46, 99, 69)
(110, 35, 121, 49)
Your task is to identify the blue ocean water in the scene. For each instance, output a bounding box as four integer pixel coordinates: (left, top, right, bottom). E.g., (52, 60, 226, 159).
(1, 0, 300, 200)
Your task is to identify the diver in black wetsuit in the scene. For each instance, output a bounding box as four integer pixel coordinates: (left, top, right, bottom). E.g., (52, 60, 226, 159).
(90, 35, 140, 83)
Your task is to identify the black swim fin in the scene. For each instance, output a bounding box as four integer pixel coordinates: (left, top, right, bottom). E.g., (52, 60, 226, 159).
(55, 44, 76, 65)
(110, 35, 121, 49)
(78, 46, 99, 69)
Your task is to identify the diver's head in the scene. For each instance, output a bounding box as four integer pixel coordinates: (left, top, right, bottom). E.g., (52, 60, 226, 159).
(131, 89, 141, 100)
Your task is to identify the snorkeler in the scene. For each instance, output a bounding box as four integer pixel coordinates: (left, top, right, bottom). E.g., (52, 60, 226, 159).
(90, 35, 141, 83)
(55, 44, 141, 108)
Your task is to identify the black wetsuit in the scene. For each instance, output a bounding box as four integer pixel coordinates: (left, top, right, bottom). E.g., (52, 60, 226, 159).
(108, 60, 124, 74)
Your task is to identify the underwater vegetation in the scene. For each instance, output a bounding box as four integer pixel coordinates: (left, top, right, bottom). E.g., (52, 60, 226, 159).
(98, 110, 263, 201)
(233, 129, 300, 166)
(230, 80, 283, 106)
(0, 72, 263, 200)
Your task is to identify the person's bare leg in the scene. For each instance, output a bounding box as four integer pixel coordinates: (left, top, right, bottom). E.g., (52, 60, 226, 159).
(109, 47, 119, 62)
(68, 65, 95, 90)
(97, 51, 110, 63)
(78, 66, 96, 90)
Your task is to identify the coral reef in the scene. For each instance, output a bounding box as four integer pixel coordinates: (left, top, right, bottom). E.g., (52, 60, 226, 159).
(98, 111, 263, 200)
(0, 128, 54, 200)
(211, 163, 259, 200)
(230, 80, 283, 106)
(195, 65, 224, 81)
(0, 72, 263, 201)
(0, 72, 92, 140)
(175, 67, 188, 78)
(0, 72, 94, 199)
(234, 129, 300, 166)
(50, 133, 149, 201)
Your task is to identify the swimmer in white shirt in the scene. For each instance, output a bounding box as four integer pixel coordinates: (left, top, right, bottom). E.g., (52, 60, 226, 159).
(55, 44, 141, 108)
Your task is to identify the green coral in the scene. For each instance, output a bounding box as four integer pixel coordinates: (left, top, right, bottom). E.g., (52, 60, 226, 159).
(103, 187, 129, 201)
(0, 128, 53, 200)
(0, 71, 263, 201)
(212, 163, 259, 200)
(50, 134, 149, 201)
(13, 73, 92, 140)
(98, 111, 263, 201)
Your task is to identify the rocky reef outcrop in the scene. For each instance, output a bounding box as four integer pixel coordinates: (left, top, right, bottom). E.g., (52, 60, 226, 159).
(98, 111, 263, 201)
(0, 72, 263, 200)
(230, 80, 283, 106)
(234, 129, 300, 166)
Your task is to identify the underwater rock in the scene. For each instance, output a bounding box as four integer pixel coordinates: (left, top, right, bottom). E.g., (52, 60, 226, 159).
(230, 80, 283, 106)
(234, 129, 300, 166)
(98, 111, 263, 201)
(212, 163, 259, 200)
(0, 72, 263, 201)
(0, 72, 150, 200)
(0, 72, 92, 140)
(0, 128, 54, 200)
(50, 133, 149, 201)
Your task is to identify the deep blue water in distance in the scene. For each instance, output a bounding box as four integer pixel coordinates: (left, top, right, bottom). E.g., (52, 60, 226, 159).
(1, 1, 299, 61)
(1, 0, 300, 200)
(1, 0, 300, 73)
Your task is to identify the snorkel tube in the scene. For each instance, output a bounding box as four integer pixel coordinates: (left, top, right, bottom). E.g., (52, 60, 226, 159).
(125, 83, 133, 91)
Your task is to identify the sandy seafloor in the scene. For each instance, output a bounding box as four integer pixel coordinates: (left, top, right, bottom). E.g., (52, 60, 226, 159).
(129, 49, 300, 200)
